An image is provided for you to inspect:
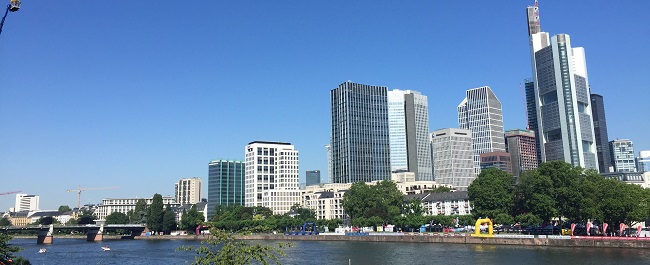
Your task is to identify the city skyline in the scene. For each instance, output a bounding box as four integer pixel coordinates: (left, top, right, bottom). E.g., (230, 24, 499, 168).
(1, 1, 649, 211)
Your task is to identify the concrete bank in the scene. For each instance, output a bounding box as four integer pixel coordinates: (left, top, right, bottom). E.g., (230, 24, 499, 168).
(235, 234, 650, 249)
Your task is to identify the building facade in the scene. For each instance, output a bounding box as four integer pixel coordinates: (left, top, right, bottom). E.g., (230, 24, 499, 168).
(174, 177, 202, 206)
(244, 141, 300, 215)
(479, 152, 513, 175)
(505, 129, 539, 177)
(610, 139, 637, 173)
(95, 196, 178, 221)
(591, 93, 611, 173)
(306, 170, 321, 186)
(14, 194, 39, 212)
(207, 159, 245, 219)
(387, 89, 433, 181)
(458, 86, 506, 176)
(526, 2, 598, 170)
(638, 151, 650, 173)
(430, 128, 475, 191)
(524, 79, 543, 165)
(330, 81, 391, 183)
(406, 191, 472, 216)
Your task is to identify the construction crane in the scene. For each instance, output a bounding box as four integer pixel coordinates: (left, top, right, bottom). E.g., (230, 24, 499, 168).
(0, 0, 21, 37)
(66, 186, 118, 209)
(0, 190, 21, 196)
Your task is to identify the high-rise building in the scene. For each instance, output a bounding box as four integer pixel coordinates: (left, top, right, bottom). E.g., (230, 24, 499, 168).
(524, 79, 542, 165)
(526, 1, 598, 170)
(479, 152, 513, 175)
(590, 93, 611, 173)
(14, 194, 39, 212)
(330, 81, 391, 183)
(458, 86, 506, 176)
(610, 139, 637, 173)
(175, 177, 202, 206)
(387, 89, 433, 181)
(637, 150, 650, 173)
(306, 170, 321, 186)
(325, 144, 332, 183)
(505, 129, 539, 177)
(430, 128, 474, 191)
(207, 159, 244, 219)
(245, 141, 300, 215)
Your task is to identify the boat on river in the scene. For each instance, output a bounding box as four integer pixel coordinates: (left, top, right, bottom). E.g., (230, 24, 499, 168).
(101, 246, 110, 251)
(38, 248, 46, 254)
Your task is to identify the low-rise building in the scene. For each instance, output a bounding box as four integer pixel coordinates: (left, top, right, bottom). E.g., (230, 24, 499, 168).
(406, 191, 472, 216)
(95, 196, 179, 221)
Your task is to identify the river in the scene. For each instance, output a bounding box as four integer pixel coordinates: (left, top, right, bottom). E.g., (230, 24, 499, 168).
(10, 238, 650, 265)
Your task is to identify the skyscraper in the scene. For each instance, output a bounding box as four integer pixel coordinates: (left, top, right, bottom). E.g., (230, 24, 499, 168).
(430, 128, 474, 191)
(306, 170, 321, 186)
(458, 86, 506, 176)
(330, 81, 391, 183)
(387, 89, 433, 181)
(207, 159, 244, 219)
(479, 152, 513, 175)
(526, 1, 598, 170)
(591, 93, 611, 173)
(524, 79, 542, 165)
(174, 177, 202, 206)
(505, 129, 539, 177)
(610, 139, 637, 173)
(244, 141, 300, 215)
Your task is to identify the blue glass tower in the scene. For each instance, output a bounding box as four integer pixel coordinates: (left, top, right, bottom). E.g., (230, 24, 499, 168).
(207, 159, 244, 219)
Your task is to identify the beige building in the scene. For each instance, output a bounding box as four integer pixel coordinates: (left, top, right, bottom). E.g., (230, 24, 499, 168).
(95, 196, 178, 220)
(175, 177, 202, 205)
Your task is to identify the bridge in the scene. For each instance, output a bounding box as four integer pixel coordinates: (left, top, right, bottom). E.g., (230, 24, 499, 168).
(0, 224, 147, 244)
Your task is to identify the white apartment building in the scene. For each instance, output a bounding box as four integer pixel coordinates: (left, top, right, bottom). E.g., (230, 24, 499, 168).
(95, 196, 178, 220)
(406, 191, 472, 216)
(245, 141, 301, 215)
(431, 128, 475, 191)
(175, 177, 202, 205)
(388, 89, 433, 181)
(14, 194, 39, 212)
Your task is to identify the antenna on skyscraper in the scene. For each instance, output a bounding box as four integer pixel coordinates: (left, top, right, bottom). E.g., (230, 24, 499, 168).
(520, 83, 530, 130)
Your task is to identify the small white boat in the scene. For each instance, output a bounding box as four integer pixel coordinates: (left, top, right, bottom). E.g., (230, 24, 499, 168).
(38, 248, 47, 253)
(101, 246, 111, 251)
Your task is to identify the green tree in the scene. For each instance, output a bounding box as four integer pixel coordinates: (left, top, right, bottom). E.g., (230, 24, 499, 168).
(342, 181, 404, 223)
(515, 213, 542, 226)
(162, 205, 178, 235)
(468, 167, 515, 218)
(128, 199, 148, 224)
(77, 210, 96, 225)
(514, 170, 557, 222)
(105, 212, 129, 224)
(428, 186, 451, 193)
(147, 194, 164, 233)
(0, 217, 10, 226)
(58, 205, 71, 213)
(288, 204, 315, 220)
(0, 233, 24, 263)
(180, 205, 205, 232)
(494, 213, 514, 225)
(179, 228, 292, 265)
(402, 198, 424, 216)
(38, 217, 55, 225)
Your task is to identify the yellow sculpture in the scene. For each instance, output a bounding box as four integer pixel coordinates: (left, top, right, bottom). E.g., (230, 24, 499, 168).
(473, 218, 494, 237)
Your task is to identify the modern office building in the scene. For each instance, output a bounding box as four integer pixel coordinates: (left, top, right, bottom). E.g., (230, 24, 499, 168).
(590, 93, 611, 173)
(13, 194, 39, 212)
(207, 159, 244, 219)
(244, 141, 300, 215)
(405, 192, 473, 216)
(430, 128, 475, 191)
(330, 81, 391, 183)
(526, 1, 598, 170)
(95, 196, 178, 221)
(174, 177, 202, 206)
(306, 170, 321, 186)
(637, 150, 650, 173)
(325, 144, 332, 183)
(458, 86, 506, 176)
(610, 139, 637, 173)
(387, 89, 433, 181)
(479, 152, 513, 175)
(524, 79, 542, 165)
(505, 129, 539, 177)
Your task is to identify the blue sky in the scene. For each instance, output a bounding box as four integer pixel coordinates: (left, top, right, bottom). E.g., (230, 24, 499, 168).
(1, 0, 648, 211)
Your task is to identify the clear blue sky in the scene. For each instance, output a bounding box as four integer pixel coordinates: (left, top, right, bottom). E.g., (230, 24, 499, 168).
(1, 0, 648, 211)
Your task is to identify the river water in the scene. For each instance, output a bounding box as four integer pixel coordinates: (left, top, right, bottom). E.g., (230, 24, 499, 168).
(10, 237, 650, 265)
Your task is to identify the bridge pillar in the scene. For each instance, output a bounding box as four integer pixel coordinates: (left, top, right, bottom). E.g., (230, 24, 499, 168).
(37, 231, 53, 244)
(87, 230, 103, 242)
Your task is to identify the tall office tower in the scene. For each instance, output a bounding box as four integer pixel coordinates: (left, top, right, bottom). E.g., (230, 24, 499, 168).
(325, 144, 332, 183)
(590, 93, 611, 173)
(610, 139, 637, 172)
(524, 79, 542, 165)
(330, 81, 391, 183)
(637, 151, 650, 172)
(387, 89, 433, 181)
(207, 159, 244, 219)
(14, 194, 39, 212)
(430, 128, 475, 191)
(505, 129, 539, 177)
(458, 86, 506, 176)
(526, 1, 598, 170)
(305, 170, 321, 186)
(244, 141, 300, 215)
(174, 177, 202, 206)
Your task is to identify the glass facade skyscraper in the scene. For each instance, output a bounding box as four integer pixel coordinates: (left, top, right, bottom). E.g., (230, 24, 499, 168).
(306, 170, 321, 186)
(330, 81, 391, 183)
(591, 93, 611, 173)
(207, 159, 244, 219)
(610, 139, 636, 173)
(387, 89, 433, 181)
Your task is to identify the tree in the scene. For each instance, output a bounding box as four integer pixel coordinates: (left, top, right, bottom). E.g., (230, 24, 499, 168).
(180, 205, 204, 232)
(128, 199, 148, 224)
(58, 205, 71, 213)
(494, 213, 514, 226)
(403, 198, 424, 216)
(514, 170, 557, 222)
(0, 233, 23, 263)
(147, 194, 164, 233)
(77, 210, 96, 225)
(515, 213, 542, 226)
(179, 228, 292, 265)
(468, 168, 515, 219)
(428, 186, 451, 193)
(162, 205, 178, 235)
(342, 181, 404, 223)
(105, 212, 129, 225)
(0, 217, 10, 227)
(38, 217, 55, 225)
(288, 204, 315, 220)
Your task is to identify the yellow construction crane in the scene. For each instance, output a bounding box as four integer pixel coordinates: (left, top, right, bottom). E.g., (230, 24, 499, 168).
(66, 185, 118, 209)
